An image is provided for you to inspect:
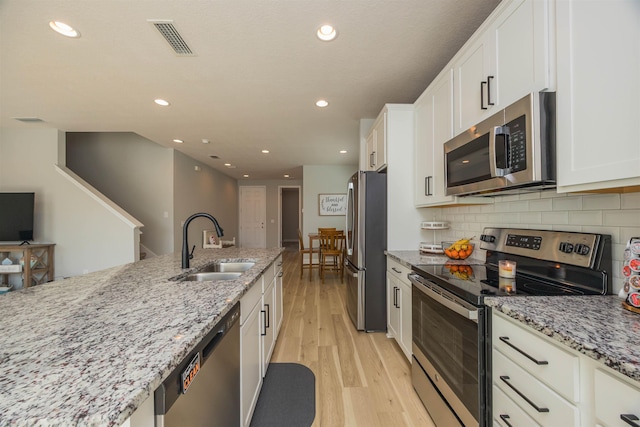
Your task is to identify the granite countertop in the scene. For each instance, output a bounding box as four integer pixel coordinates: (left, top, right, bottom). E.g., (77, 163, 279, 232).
(0, 247, 284, 427)
(387, 250, 640, 384)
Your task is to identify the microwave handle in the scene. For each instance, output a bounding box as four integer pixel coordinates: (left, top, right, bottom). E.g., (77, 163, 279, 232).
(493, 125, 512, 177)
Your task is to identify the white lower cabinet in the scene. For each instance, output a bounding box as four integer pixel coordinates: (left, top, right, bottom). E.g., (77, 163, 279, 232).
(594, 368, 640, 427)
(240, 278, 263, 427)
(261, 278, 276, 375)
(492, 310, 640, 427)
(386, 258, 412, 361)
(240, 257, 284, 427)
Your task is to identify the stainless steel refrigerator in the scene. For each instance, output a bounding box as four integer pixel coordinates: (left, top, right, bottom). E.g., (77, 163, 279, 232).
(345, 171, 387, 331)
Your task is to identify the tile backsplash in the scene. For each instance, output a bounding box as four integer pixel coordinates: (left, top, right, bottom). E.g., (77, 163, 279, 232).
(424, 190, 640, 295)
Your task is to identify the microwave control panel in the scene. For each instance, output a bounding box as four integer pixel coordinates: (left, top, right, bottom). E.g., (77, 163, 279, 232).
(506, 114, 527, 172)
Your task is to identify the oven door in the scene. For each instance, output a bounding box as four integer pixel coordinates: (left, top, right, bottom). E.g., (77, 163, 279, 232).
(409, 273, 486, 427)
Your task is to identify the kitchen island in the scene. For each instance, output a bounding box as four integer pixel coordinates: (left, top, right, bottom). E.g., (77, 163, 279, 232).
(0, 247, 284, 427)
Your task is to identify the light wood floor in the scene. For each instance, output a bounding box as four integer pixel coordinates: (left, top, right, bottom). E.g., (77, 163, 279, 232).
(271, 246, 435, 427)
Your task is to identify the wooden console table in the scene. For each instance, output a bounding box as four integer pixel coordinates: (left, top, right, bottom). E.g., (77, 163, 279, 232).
(0, 244, 55, 288)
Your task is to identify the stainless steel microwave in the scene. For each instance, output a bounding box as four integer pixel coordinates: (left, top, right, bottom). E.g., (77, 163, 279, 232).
(444, 92, 556, 196)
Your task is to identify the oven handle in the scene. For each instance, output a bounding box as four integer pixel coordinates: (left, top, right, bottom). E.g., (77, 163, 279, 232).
(409, 274, 478, 323)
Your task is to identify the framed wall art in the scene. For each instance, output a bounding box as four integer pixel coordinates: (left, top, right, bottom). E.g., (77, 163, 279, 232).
(318, 193, 347, 216)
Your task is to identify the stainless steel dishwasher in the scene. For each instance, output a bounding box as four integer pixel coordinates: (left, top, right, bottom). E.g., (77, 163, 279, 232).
(155, 302, 240, 427)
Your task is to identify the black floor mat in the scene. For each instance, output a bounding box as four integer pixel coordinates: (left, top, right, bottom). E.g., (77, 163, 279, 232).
(249, 363, 316, 427)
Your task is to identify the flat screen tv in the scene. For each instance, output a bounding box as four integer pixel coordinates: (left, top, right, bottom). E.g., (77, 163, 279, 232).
(0, 192, 35, 242)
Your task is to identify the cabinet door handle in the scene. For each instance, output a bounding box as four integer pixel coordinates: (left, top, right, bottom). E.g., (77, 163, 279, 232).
(499, 336, 548, 365)
(261, 310, 267, 336)
(499, 376, 549, 413)
(278, 272, 283, 277)
(395, 287, 400, 308)
(621, 414, 640, 427)
(480, 80, 487, 110)
(425, 176, 433, 196)
(393, 286, 398, 308)
(487, 75, 495, 106)
(499, 414, 514, 427)
(265, 303, 270, 328)
(370, 152, 375, 168)
(392, 267, 402, 274)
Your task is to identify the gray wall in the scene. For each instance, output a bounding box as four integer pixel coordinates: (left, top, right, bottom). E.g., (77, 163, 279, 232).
(66, 132, 239, 256)
(0, 128, 139, 281)
(66, 132, 174, 255)
(173, 150, 238, 253)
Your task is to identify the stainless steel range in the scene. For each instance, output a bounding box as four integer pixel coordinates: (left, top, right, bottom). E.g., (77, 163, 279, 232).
(408, 227, 612, 427)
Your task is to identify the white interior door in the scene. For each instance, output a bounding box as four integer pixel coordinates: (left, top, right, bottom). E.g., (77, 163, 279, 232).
(239, 186, 266, 248)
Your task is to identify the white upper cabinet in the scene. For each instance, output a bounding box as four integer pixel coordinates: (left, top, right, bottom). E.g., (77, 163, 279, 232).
(453, 0, 553, 134)
(555, 0, 640, 192)
(365, 113, 387, 171)
(414, 67, 492, 207)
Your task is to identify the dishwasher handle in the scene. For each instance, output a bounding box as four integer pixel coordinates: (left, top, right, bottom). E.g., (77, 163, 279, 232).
(202, 304, 240, 364)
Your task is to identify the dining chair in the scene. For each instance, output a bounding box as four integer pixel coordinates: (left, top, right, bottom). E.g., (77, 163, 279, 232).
(318, 227, 336, 234)
(298, 229, 317, 279)
(318, 229, 345, 283)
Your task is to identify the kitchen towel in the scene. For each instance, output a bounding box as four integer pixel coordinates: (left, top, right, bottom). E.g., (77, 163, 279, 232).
(250, 362, 315, 427)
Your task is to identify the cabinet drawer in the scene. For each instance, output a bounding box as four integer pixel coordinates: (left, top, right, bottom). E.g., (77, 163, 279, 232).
(492, 312, 579, 402)
(274, 255, 283, 273)
(241, 277, 262, 325)
(262, 263, 275, 293)
(386, 258, 411, 283)
(493, 350, 579, 427)
(493, 384, 540, 427)
(594, 368, 640, 427)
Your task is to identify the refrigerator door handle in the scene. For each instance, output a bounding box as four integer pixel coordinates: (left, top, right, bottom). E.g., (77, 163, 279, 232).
(346, 181, 355, 256)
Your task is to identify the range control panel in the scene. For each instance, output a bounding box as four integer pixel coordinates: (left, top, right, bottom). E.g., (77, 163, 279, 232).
(480, 228, 607, 269)
(505, 234, 542, 250)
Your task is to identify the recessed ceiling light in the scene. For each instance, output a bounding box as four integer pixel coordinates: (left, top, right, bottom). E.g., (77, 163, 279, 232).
(154, 99, 170, 106)
(224, 163, 231, 167)
(284, 174, 290, 178)
(173, 139, 183, 143)
(202, 139, 210, 144)
(340, 150, 347, 154)
(317, 24, 337, 41)
(49, 21, 80, 38)
(243, 174, 249, 178)
(316, 99, 329, 108)
(262, 150, 269, 154)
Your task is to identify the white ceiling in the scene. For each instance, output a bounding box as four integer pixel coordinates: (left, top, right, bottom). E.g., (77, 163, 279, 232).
(0, 0, 500, 180)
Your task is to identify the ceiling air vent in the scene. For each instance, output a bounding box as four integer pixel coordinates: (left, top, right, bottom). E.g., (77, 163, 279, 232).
(209, 155, 220, 159)
(148, 20, 194, 56)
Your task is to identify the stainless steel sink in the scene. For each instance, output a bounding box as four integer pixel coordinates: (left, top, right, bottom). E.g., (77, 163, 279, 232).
(201, 262, 255, 273)
(185, 272, 242, 282)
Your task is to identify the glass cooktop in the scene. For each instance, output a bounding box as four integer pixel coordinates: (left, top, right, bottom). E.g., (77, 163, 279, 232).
(411, 262, 604, 306)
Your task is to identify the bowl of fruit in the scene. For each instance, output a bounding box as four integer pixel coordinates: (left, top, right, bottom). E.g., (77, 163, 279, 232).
(442, 238, 474, 260)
